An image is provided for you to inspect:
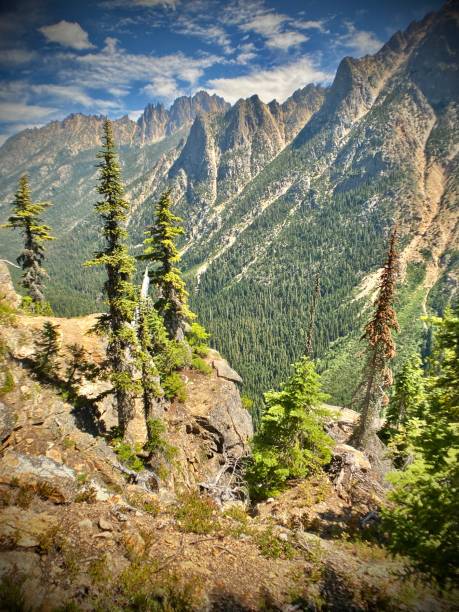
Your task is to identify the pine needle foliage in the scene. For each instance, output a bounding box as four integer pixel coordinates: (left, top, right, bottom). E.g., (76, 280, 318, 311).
(33, 321, 60, 377)
(137, 295, 164, 417)
(352, 226, 400, 449)
(247, 356, 333, 501)
(386, 354, 426, 431)
(138, 190, 195, 340)
(2, 175, 54, 307)
(84, 119, 140, 435)
(382, 307, 459, 586)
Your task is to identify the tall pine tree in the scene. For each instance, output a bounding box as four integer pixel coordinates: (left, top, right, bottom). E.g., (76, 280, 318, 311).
(85, 119, 140, 437)
(138, 189, 195, 340)
(352, 227, 400, 450)
(1, 175, 53, 310)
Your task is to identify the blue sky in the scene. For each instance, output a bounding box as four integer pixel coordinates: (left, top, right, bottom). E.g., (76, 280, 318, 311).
(0, 0, 444, 145)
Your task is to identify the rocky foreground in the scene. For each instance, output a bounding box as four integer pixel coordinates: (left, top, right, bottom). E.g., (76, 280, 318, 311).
(0, 263, 455, 611)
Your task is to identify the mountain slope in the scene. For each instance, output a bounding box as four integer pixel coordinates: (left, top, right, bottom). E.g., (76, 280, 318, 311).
(0, 2, 457, 403)
(174, 1, 459, 400)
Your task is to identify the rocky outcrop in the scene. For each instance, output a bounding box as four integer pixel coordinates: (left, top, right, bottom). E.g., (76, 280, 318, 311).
(169, 86, 325, 209)
(0, 262, 252, 497)
(136, 90, 229, 144)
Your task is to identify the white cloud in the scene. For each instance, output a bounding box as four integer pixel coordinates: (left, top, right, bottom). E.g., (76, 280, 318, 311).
(296, 19, 327, 32)
(0, 48, 37, 66)
(338, 22, 383, 56)
(57, 37, 220, 101)
(233, 4, 310, 51)
(143, 77, 182, 100)
(134, 0, 179, 6)
(240, 12, 286, 36)
(29, 84, 121, 111)
(0, 102, 57, 122)
(207, 57, 331, 104)
(128, 109, 144, 121)
(38, 20, 95, 50)
(265, 31, 308, 50)
(235, 42, 257, 64)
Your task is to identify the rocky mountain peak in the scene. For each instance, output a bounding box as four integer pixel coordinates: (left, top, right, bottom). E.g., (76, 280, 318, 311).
(137, 90, 229, 144)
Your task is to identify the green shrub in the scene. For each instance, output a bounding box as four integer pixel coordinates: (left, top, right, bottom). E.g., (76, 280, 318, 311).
(20, 296, 53, 316)
(0, 368, 14, 395)
(186, 322, 210, 357)
(0, 299, 16, 325)
(174, 491, 218, 534)
(145, 417, 178, 473)
(255, 526, 295, 560)
(0, 573, 26, 612)
(191, 356, 212, 375)
(241, 394, 254, 411)
(163, 372, 187, 402)
(156, 340, 190, 376)
(113, 439, 144, 472)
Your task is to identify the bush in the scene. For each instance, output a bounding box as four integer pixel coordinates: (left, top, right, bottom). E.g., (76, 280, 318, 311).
(20, 296, 53, 316)
(186, 322, 210, 357)
(174, 491, 218, 534)
(191, 356, 212, 375)
(113, 439, 144, 472)
(0, 299, 16, 325)
(241, 394, 254, 411)
(145, 418, 173, 455)
(163, 372, 187, 402)
(156, 340, 190, 376)
(255, 526, 295, 560)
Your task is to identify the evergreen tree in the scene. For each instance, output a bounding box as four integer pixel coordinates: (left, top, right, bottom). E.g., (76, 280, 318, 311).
(1, 175, 53, 310)
(33, 321, 60, 377)
(352, 227, 400, 450)
(382, 307, 459, 586)
(246, 356, 333, 501)
(306, 272, 321, 357)
(138, 190, 195, 340)
(84, 119, 140, 437)
(386, 354, 426, 430)
(137, 295, 164, 421)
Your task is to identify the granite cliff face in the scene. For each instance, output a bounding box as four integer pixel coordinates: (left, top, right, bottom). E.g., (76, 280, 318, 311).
(170, 85, 325, 212)
(0, 2, 457, 400)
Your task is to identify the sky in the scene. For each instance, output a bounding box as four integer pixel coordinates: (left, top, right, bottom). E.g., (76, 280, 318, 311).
(0, 0, 444, 145)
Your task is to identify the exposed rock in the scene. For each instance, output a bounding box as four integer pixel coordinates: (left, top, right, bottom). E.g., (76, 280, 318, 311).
(122, 529, 145, 558)
(327, 443, 386, 510)
(0, 451, 78, 503)
(98, 517, 113, 531)
(0, 506, 58, 547)
(212, 359, 243, 384)
(0, 261, 21, 308)
(0, 400, 15, 443)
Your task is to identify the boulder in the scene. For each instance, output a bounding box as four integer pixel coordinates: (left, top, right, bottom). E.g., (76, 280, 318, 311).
(0, 451, 78, 503)
(0, 506, 58, 547)
(194, 379, 253, 459)
(327, 443, 386, 509)
(212, 359, 243, 384)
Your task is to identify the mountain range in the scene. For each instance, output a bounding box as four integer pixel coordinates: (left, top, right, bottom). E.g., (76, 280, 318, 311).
(0, 0, 458, 403)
